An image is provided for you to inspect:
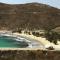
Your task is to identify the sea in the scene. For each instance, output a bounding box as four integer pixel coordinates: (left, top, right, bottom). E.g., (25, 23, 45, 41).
(0, 33, 44, 48)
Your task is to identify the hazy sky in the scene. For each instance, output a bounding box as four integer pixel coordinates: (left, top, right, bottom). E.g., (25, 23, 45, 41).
(0, 0, 60, 9)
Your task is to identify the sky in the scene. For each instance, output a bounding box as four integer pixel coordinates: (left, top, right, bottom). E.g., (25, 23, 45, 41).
(0, 0, 60, 9)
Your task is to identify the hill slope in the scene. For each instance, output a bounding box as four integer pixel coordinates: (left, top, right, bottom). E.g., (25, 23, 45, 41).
(0, 3, 60, 31)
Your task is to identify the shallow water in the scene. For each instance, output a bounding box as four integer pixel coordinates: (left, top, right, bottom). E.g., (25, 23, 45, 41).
(0, 34, 44, 48)
(0, 36, 28, 48)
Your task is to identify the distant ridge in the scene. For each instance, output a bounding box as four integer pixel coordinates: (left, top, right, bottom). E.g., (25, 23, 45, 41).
(0, 2, 60, 30)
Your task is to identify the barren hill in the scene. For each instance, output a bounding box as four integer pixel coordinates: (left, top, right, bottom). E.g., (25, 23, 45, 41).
(0, 3, 60, 31)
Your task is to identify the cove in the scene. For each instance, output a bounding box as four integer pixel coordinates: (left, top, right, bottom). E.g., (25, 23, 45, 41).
(0, 36, 28, 48)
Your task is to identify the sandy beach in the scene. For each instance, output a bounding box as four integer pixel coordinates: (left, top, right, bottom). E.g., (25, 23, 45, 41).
(0, 30, 60, 50)
(10, 32, 60, 50)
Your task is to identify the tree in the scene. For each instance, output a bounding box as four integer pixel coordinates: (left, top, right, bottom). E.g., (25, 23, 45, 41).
(45, 31, 58, 45)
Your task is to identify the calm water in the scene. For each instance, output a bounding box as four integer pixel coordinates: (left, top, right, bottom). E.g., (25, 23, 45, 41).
(0, 36, 28, 48)
(0, 35, 44, 48)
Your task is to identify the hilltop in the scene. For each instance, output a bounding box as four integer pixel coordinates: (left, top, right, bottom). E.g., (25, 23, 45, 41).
(0, 3, 60, 31)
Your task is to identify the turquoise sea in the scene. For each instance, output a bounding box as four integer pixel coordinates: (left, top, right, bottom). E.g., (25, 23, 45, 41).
(0, 36, 28, 48)
(0, 34, 44, 48)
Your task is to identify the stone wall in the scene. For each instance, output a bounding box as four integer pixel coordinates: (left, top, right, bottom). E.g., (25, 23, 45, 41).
(0, 49, 60, 60)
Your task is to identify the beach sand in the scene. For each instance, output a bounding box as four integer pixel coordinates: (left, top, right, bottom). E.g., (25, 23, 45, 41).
(0, 30, 60, 50)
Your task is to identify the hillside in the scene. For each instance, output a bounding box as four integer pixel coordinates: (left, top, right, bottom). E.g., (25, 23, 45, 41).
(0, 49, 60, 60)
(0, 3, 60, 31)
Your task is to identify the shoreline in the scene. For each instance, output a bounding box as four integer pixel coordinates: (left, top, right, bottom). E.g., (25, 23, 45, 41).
(0, 30, 45, 49)
(0, 30, 60, 50)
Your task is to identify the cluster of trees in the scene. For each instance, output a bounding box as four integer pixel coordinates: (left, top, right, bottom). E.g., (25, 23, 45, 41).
(45, 31, 60, 45)
(12, 27, 60, 45)
(32, 32, 40, 37)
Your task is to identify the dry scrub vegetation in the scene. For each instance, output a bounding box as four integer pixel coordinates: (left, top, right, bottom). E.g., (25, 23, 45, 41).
(0, 50, 60, 60)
